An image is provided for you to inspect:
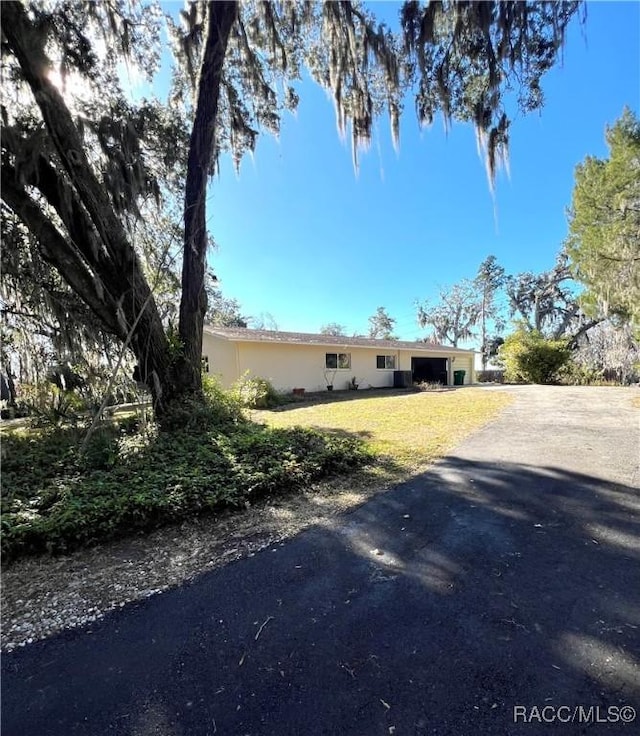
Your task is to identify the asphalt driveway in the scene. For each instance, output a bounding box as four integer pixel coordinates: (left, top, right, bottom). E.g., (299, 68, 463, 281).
(2, 386, 639, 735)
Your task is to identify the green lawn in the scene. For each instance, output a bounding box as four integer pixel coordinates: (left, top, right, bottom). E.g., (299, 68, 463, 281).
(256, 388, 513, 472)
(1, 388, 512, 561)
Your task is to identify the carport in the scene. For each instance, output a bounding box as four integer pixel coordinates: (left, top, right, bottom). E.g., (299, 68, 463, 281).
(411, 357, 449, 385)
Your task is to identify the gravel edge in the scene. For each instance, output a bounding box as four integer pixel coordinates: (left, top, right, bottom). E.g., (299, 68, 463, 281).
(1, 469, 405, 652)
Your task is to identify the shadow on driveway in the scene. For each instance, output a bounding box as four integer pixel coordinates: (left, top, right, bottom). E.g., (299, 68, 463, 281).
(2, 457, 639, 735)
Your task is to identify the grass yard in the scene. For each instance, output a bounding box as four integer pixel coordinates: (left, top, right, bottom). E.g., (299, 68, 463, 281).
(1, 387, 512, 562)
(256, 388, 514, 472)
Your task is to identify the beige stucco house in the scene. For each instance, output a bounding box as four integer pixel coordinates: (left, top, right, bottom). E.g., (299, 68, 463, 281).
(202, 327, 476, 393)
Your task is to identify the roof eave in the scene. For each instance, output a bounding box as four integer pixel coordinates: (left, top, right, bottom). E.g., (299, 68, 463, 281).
(205, 328, 476, 354)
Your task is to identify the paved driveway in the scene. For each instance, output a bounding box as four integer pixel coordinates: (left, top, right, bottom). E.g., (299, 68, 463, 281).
(3, 386, 639, 735)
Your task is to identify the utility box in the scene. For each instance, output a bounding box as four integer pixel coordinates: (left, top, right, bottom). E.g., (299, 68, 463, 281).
(393, 370, 413, 388)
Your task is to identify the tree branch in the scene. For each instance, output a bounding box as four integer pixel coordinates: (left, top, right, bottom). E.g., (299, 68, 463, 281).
(567, 318, 603, 350)
(597, 252, 640, 263)
(2, 1, 166, 355)
(1, 170, 123, 336)
(1, 143, 125, 297)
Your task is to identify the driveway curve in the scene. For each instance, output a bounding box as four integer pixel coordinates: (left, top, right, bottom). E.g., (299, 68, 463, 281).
(3, 386, 639, 735)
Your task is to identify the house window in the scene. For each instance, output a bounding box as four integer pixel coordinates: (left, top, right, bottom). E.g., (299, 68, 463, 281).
(202, 356, 210, 373)
(325, 352, 351, 369)
(376, 355, 396, 369)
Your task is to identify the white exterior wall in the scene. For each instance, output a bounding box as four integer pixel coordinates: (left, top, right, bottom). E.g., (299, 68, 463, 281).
(202, 332, 239, 387)
(236, 343, 397, 392)
(202, 331, 475, 391)
(452, 354, 475, 385)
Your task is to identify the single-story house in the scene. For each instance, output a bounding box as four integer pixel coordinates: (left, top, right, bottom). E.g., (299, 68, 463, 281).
(202, 327, 476, 392)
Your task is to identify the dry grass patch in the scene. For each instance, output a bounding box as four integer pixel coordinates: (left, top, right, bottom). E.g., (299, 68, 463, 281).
(256, 388, 513, 473)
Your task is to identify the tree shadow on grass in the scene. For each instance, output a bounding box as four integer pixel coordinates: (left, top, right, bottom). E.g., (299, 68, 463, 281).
(270, 387, 422, 412)
(3, 455, 639, 735)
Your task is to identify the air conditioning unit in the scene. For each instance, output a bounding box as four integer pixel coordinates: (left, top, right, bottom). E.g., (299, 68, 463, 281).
(393, 370, 413, 388)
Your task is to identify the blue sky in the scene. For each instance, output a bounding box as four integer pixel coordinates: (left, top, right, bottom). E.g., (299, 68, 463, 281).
(200, 2, 639, 341)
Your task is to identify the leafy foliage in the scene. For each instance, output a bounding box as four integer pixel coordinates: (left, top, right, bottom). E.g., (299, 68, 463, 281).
(320, 323, 347, 336)
(1, 392, 369, 560)
(499, 328, 571, 384)
(367, 307, 397, 340)
(566, 108, 640, 332)
(230, 372, 283, 409)
(557, 361, 606, 387)
(417, 279, 481, 347)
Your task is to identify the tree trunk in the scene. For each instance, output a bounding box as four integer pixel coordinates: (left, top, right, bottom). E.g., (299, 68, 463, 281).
(481, 290, 487, 369)
(566, 318, 602, 350)
(2, 1, 200, 421)
(4, 0, 239, 422)
(179, 1, 238, 397)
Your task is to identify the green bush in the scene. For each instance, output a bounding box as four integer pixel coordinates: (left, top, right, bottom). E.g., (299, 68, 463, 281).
(78, 427, 121, 470)
(1, 407, 370, 560)
(499, 329, 571, 384)
(18, 383, 87, 427)
(160, 375, 245, 432)
(231, 372, 282, 409)
(558, 360, 605, 386)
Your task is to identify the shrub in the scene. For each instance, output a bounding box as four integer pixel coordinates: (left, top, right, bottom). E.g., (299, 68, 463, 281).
(18, 383, 87, 427)
(476, 370, 505, 383)
(160, 375, 245, 432)
(415, 381, 444, 391)
(558, 361, 605, 386)
(1, 408, 370, 560)
(77, 426, 121, 470)
(231, 372, 282, 409)
(499, 329, 571, 384)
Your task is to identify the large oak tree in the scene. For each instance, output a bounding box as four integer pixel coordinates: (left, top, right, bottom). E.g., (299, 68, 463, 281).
(1, 0, 582, 421)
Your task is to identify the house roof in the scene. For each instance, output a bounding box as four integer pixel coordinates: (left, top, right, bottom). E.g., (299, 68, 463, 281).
(204, 327, 475, 354)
